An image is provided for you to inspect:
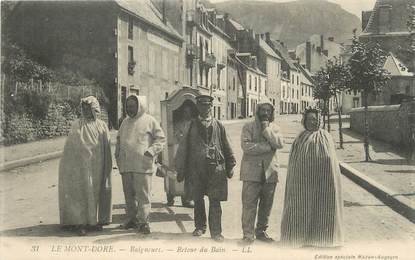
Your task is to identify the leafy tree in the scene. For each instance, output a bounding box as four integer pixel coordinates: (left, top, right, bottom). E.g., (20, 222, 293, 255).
(326, 58, 350, 148)
(347, 33, 390, 161)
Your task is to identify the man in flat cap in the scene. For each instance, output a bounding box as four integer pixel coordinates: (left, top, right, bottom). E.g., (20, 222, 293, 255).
(175, 95, 236, 242)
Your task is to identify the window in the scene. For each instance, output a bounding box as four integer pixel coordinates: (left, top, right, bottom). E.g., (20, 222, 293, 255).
(297, 76, 299, 85)
(128, 46, 134, 63)
(259, 78, 261, 93)
(249, 75, 252, 90)
(217, 69, 221, 89)
(353, 97, 359, 108)
(255, 77, 257, 91)
(292, 74, 294, 84)
(205, 70, 209, 88)
(128, 46, 135, 75)
(233, 77, 235, 91)
(128, 15, 133, 40)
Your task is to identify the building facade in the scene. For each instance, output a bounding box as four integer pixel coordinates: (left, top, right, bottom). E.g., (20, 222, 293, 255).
(6, 0, 184, 126)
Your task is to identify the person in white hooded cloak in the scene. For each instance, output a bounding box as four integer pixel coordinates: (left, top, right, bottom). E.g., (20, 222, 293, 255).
(59, 96, 112, 236)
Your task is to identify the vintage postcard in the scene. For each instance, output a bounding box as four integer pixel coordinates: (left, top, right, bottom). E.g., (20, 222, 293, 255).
(1, 0, 414, 259)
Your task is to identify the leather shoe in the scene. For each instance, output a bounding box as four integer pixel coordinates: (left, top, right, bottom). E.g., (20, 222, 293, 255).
(238, 237, 254, 246)
(119, 221, 138, 230)
(77, 226, 87, 236)
(192, 229, 206, 236)
(256, 231, 274, 243)
(212, 234, 225, 242)
(139, 224, 151, 235)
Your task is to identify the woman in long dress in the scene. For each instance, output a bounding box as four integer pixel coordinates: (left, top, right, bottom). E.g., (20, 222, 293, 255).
(280, 107, 344, 247)
(59, 96, 112, 236)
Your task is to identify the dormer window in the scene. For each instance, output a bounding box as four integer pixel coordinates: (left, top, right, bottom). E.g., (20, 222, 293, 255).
(378, 4, 392, 33)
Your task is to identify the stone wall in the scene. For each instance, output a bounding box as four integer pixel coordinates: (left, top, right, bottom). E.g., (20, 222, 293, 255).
(349, 100, 415, 149)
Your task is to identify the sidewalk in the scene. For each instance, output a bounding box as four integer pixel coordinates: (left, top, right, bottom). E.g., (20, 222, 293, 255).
(0, 131, 118, 171)
(328, 118, 414, 203)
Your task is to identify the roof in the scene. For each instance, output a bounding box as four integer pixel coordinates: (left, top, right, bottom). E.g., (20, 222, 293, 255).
(228, 18, 245, 31)
(383, 53, 415, 77)
(259, 39, 281, 60)
(297, 64, 315, 85)
(271, 40, 297, 70)
(235, 54, 267, 76)
(115, 0, 182, 42)
(362, 0, 413, 35)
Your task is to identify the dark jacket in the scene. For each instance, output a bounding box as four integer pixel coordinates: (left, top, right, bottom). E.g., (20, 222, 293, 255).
(175, 118, 236, 201)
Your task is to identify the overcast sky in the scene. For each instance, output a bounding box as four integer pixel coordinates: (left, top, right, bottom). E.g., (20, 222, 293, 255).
(210, 0, 377, 18)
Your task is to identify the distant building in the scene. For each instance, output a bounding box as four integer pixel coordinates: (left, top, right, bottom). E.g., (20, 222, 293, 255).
(360, 0, 415, 105)
(369, 53, 415, 105)
(226, 51, 242, 119)
(297, 65, 316, 112)
(360, 0, 415, 72)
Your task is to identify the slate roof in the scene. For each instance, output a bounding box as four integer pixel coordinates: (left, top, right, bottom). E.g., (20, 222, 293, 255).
(384, 53, 414, 76)
(362, 0, 413, 35)
(228, 18, 245, 31)
(115, 0, 182, 42)
(271, 40, 297, 70)
(259, 38, 281, 60)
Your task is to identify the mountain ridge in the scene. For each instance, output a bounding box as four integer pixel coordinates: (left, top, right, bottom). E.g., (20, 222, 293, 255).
(212, 0, 362, 48)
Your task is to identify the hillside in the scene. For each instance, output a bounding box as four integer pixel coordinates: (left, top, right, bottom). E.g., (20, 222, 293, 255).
(214, 0, 361, 48)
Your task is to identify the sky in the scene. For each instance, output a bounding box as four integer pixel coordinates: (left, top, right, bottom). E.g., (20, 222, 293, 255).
(209, 0, 377, 18)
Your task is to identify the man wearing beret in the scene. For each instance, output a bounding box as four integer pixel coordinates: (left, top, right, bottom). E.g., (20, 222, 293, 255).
(175, 95, 236, 242)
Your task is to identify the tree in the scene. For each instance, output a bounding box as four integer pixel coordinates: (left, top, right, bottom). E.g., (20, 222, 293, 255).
(346, 33, 390, 161)
(326, 58, 350, 149)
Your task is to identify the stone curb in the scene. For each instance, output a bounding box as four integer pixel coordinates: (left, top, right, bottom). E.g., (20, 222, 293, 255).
(340, 162, 415, 224)
(0, 151, 63, 172)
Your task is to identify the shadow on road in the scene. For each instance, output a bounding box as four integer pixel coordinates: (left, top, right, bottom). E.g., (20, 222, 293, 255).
(372, 159, 413, 166)
(343, 200, 385, 207)
(385, 170, 415, 174)
(0, 203, 193, 238)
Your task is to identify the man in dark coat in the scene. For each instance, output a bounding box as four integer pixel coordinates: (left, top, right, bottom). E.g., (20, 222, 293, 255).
(176, 95, 236, 242)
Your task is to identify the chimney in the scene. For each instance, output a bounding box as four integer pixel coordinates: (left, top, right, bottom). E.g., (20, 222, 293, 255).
(255, 33, 261, 44)
(320, 34, 324, 52)
(248, 28, 255, 39)
(306, 41, 311, 71)
(265, 32, 270, 42)
(224, 13, 229, 20)
(162, 0, 166, 24)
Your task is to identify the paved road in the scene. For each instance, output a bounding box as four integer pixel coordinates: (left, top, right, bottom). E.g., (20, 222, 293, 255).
(0, 115, 414, 260)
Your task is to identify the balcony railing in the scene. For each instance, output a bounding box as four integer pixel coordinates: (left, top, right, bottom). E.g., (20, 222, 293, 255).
(204, 53, 216, 68)
(186, 43, 199, 59)
(217, 55, 227, 70)
(186, 10, 196, 26)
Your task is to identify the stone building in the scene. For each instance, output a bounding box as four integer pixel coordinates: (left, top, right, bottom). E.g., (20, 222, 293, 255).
(360, 0, 415, 105)
(5, 0, 184, 126)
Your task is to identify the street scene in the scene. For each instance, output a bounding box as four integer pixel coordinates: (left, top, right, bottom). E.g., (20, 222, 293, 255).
(1, 0, 415, 259)
(1, 115, 414, 259)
